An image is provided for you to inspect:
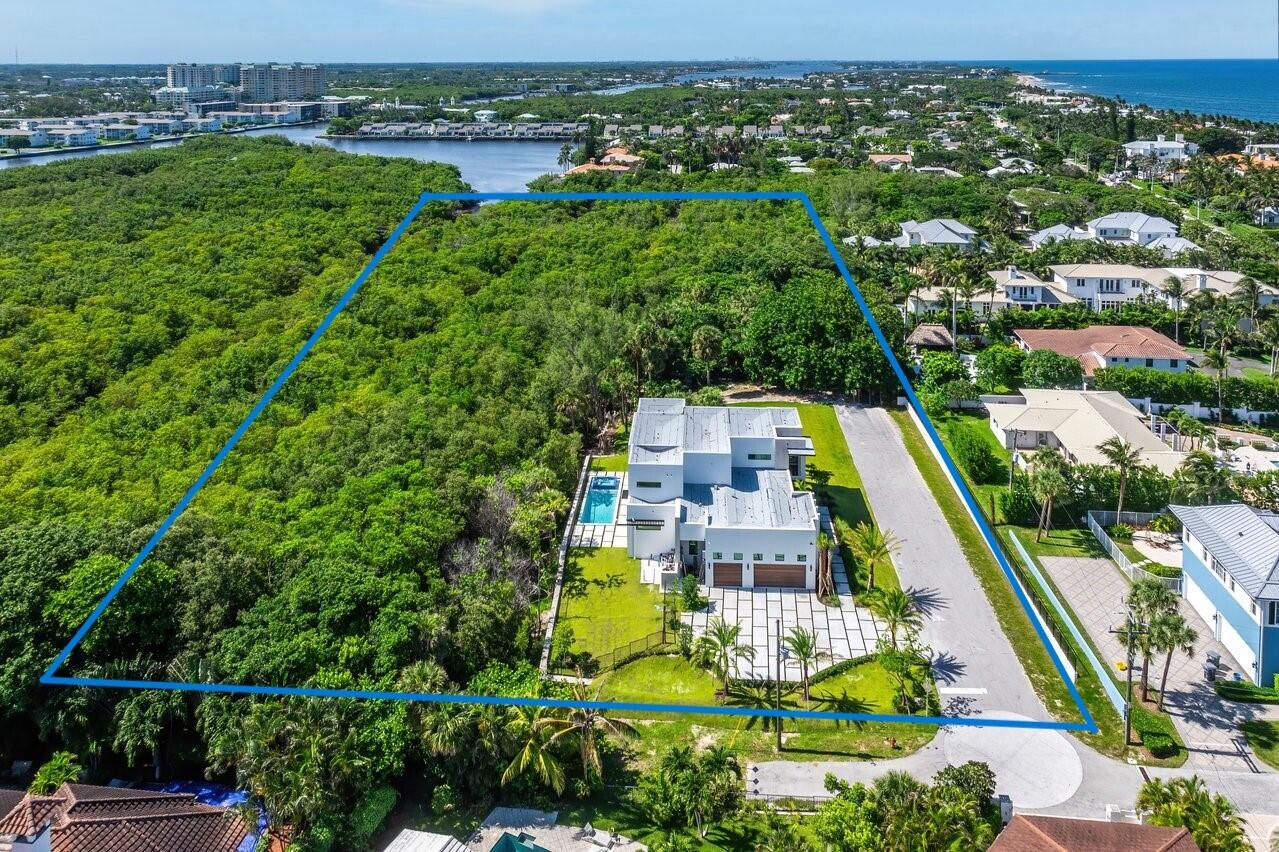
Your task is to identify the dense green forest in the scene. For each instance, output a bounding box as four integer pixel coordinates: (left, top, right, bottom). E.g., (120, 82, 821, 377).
(0, 136, 909, 847)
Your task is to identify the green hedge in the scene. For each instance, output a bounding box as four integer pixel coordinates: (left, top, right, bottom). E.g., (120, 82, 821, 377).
(349, 784, 397, 848)
(1093, 366, 1279, 413)
(1215, 680, 1279, 704)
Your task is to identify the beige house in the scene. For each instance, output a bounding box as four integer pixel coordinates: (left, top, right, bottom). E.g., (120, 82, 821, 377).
(986, 389, 1186, 474)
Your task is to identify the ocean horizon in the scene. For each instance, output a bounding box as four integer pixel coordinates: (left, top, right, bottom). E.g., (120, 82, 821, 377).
(991, 58, 1279, 123)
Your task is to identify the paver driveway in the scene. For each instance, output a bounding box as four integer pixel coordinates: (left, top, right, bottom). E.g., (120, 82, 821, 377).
(682, 508, 884, 680)
(1039, 554, 1279, 773)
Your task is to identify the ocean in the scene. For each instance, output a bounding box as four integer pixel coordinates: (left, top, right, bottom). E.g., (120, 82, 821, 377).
(998, 59, 1279, 124)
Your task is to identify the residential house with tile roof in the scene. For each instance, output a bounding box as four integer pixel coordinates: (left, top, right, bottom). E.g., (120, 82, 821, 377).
(1013, 326, 1192, 377)
(990, 813, 1199, 851)
(1170, 503, 1279, 685)
(0, 783, 250, 852)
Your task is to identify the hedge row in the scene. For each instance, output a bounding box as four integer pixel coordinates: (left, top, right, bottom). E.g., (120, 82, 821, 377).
(1093, 366, 1279, 412)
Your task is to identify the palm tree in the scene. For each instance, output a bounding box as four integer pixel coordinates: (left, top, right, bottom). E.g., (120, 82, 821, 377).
(1163, 275, 1187, 343)
(1174, 450, 1235, 505)
(1197, 345, 1227, 422)
(695, 617, 756, 694)
(1260, 317, 1279, 379)
(502, 706, 567, 794)
(1137, 776, 1248, 852)
(1231, 276, 1262, 329)
(538, 680, 639, 782)
(869, 587, 922, 649)
(848, 521, 902, 592)
(1096, 436, 1143, 518)
(784, 626, 831, 703)
(29, 752, 81, 794)
(1030, 450, 1068, 542)
(1151, 612, 1198, 711)
(1124, 579, 1179, 701)
(557, 142, 573, 170)
(815, 531, 835, 598)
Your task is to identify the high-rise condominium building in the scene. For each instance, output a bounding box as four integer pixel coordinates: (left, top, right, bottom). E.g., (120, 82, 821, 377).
(167, 63, 240, 88)
(238, 63, 326, 102)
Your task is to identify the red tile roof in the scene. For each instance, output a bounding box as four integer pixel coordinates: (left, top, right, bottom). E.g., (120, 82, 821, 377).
(0, 783, 251, 852)
(991, 815, 1200, 851)
(1013, 326, 1191, 376)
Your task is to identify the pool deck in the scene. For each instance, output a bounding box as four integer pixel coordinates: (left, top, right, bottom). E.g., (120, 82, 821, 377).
(570, 472, 628, 548)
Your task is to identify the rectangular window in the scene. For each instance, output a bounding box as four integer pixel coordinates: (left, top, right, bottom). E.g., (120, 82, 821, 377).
(797, 554, 807, 562)
(1270, 601, 1279, 627)
(1212, 557, 1226, 582)
(712, 551, 722, 560)
(636, 523, 662, 531)
(775, 553, 785, 561)
(752, 553, 763, 561)
(635, 481, 661, 489)
(747, 452, 772, 461)
(733, 552, 743, 561)
(1145, 358, 1154, 367)
(1170, 359, 1179, 368)
(688, 542, 699, 555)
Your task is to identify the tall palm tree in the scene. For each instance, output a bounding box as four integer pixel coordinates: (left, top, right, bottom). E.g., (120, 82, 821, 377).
(1124, 579, 1179, 702)
(1201, 347, 1229, 422)
(869, 588, 923, 649)
(1096, 436, 1143, 518)
(695, 617, 756, 694)
(1031, 462, 1068, 542)
(783, 626, 831, 703)
(538, 680, 639, 782)
(1152, 613, 1198, 712)
(848, 521, 902, 592)
(1137, 776, 1248, 852)
(1163, 275, 1187, 343)
(1174, 450, 1235, 505)
(1231, 276, 1262, 329)
(1260, 316, 1279, 379)
(815, 531, 835, 599)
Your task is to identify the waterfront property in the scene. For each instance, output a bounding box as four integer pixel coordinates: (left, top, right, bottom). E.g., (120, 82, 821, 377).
(1170, 503, 1279, 686)
(986, 389, 1186, 474)
(1123, 133, 1199, 162)
(1012, 325, 1192, 377)
(622, 398, 818, 590)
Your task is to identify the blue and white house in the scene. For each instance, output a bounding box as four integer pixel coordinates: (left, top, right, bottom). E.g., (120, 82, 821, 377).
(1170, 504, 1279, 686)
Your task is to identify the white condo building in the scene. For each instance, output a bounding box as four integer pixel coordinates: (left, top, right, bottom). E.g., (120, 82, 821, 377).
(623, 399, 819, 590)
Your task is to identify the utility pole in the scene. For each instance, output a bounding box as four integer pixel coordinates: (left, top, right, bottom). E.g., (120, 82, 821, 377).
(1110, 606, 1147, 747)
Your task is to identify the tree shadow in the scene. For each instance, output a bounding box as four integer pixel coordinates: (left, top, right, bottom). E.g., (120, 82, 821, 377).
(904, 585, 947, 618)
(929, 650, 967, 686)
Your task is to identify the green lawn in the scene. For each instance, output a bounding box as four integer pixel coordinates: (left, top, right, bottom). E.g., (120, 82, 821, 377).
(590, 452, 628, 472)
(734, 402, 897, 595)
(1242, 720, 1279, 771)
(1015, 527, 1105, 561)
(599, 654, 935, 762)
(558, 548, 664, 660)
(931, 411, 1012, 524)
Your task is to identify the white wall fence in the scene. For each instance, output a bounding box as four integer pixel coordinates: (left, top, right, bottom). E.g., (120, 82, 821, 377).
(1125, 397, 1277, 427)
(1085, 510, 1183, 594)
(539, 453, 594, 673)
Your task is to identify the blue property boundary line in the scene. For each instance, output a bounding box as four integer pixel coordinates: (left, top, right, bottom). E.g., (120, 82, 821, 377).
(41, 190, 1096, 733)
(1005, 532, 1127, 715)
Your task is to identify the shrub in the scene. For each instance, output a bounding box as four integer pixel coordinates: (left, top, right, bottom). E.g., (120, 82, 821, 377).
(1000, 484, 1040, 527)
(1149, 513, 1181, 535)
(1108, 523, 1134, 543)
(1143, 732, 1178, 759)
(431, 783, 460, 814)
(349, 785, 397, 847)
(679, 574, 704, 611)
(952, 427, 1003, 484)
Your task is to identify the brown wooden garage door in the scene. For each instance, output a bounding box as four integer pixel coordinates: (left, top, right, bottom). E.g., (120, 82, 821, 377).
(712, 562, 743, 588)
(753, 564, 806, 588)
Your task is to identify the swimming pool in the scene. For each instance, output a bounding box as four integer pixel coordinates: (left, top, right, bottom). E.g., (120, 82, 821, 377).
(579, 475, 621, 524)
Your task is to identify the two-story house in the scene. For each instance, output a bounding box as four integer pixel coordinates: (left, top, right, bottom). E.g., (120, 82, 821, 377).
(623, 399, 819, 590)
(1123, 134, 1199, 162)
(1086, 212, 1180, 246)
(906, 266, 1078, 318)
(1170, 504, 1279, 686)
(1047, 263, 1169, 311)
(1013, 326, 1192, 377)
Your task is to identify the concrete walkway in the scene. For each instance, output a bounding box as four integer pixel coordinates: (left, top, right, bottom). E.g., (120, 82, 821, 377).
(835, 405, 1042, 719)
(1038, 554, 1279, 773)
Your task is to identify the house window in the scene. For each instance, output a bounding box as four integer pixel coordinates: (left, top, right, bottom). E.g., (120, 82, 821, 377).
(1170, 359, 1179, 368)
(797, 554, 807, 562)
(733, 552, 743, 561)
(688, 542, 699, 555)
(636, 523, 661, 531)
(747, 452, 772, 461)
(712, 551, 722, 560)
(635, 481, 661, 489)
(1145, 358, 1154, 367)
(1269, 601, 1279, 627)
(1211, 557, 1226, 582)
(1251, 602, 1258, 617)
(752, 552, 764, 561)
(775, 553, 785, 561)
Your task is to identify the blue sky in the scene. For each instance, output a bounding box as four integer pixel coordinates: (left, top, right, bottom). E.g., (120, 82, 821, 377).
(4, 0, 1274, 63)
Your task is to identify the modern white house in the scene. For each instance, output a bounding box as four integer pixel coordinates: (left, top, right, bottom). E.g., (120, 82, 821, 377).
(1123, 134, 1199, 162)
(906, 265, 1078, 317)
(623, 398, 819, 590)
(1027, 223, 1092, 249)
(986, 156, 1037, 177)
(986, 389, 1186, 474)
(1170, 503, 1279, 686)
(1046, 263, 1169, 311)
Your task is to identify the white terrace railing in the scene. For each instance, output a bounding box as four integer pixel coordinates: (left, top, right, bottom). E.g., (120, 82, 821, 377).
(1086, 510, 1183, 594)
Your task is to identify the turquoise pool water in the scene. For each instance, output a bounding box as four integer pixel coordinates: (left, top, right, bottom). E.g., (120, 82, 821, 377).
(580, 475, 621, 524)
